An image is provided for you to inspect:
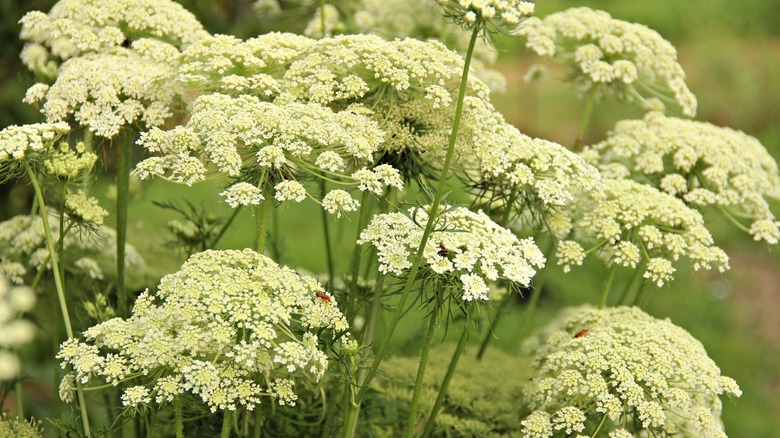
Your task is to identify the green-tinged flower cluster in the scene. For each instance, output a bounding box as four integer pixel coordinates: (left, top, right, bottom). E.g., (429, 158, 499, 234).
(0, 214, 145, 287)
(0, 414, 43, 438)
(0, 122, 71, 180)
(368, 345, 532, 437)
(0, 276, 37, 380)
(553, 178, 728, 285)
(57, 249, 348, 411)
(521, 306, 741, 437)
(434, 0, 535, 32)
(583, 112, 780, 244)
(358, 205, 545, 301)
(519, 7, 696, 117)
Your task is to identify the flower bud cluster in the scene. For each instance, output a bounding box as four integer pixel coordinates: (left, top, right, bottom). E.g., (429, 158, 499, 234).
(358, 205, 545, 301)
(521, 306, 741, 437)
(584, 112, 780, 244)
(434, 0, 535, 32)
(0, 122, 70, 178)
(518, 7, 696, 117)
(57, 249, 348, 411)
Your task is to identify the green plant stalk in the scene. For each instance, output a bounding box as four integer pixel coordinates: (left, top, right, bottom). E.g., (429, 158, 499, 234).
(16, 380, 24, 418)
(255, 195, 272, 252)
(320, 181, 335, 291)
(175, 401, 183, 438)
(25, 164, 92, 437)
(421, 319, 470, 437)
(254, 409, 262, 438)
(350, 20, 480, 403)
(633, 280, 652, 307)
(599, 265, 617, 309)
(319, 0, 326, 37)
(406, 309, 438, 437)
(347, 191, 372, 320)
(618, 265, 644, 305)
(116, 142, 130, 317)
(221, 410, 233, 438)
(475, 292, 511, 360)
(575, 85, 599, 148)
(343, 25, 481, 437)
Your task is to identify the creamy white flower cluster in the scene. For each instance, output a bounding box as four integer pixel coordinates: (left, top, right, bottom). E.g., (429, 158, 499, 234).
(134, 93, 391, 209)
(583, 112, 780, 244)
(57, 249, 348, 411)
(19, 0, 208, 61)
(520, 306, 741, 438)
(434, 0, 535, 31)
(458, 98, 601, 210)
(0, 215, 145, 286)
(519, 7, 697, 117)
(554, 179, 728, 286)
(0, 122, 70, 171)
(0, 276, 36, 380)
(358, 205, 545, 301)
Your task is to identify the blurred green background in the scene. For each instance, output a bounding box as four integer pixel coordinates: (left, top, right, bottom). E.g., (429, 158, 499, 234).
(1, 1, 779, 436)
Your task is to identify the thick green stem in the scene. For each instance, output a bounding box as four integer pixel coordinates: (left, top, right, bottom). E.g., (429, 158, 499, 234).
(575, 85, 599, 148)
(175, 402, 183, 438)
(320, 181, 335, 291)
(116, 142, 130, 317)
(319, 0, 327, 37)
(347, 191, 372, 320)
(632, 280, 652, 307)
(254, 409, 262, 438)
(221, 410, 233, 438)
(16, 380, 24, 418)
(255, 196, 272, 252)
(406, 309, 438, 437)
(598, 266, 617, 309)
(618, 266, 644, 305)
(422, 320, 470, 437)
(25, 165, 91, 437)
(354, 20, 480, 403)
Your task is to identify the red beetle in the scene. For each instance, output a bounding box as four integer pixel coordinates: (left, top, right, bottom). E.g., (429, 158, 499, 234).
(315, 292, 332, 303)
(574, 329, 589, 338)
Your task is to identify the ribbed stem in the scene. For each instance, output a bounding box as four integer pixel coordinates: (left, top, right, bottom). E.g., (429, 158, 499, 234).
(422, 320, 470, 437)
(25, 165, 91, 437)
(116, 142, 130, 317)
(598, 266, 617, 309)
(221, 410, 233, 438)
(406, 309, 438, 437)
(347, 191, 371, 321)
(321, 181, 335, 290)
(575, 85, 599, 148)
(255, 195, 272, 252)
(475, 292, 510, 360)
(175, 401, 183, 438)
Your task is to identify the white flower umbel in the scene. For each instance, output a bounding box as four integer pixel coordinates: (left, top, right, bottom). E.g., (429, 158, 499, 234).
(521, 306, 741, 438)
(0, 122, 70, 178)
(220, 182, 264, 208)
(434, 0, 535, 33)
(560, 178, 728, 285)
(35, 47, 177, 138)
(19, 0, 208, 61)
(56, 249, 348, 411)
(518, 7, 697, 117)
(0, 276, 37, 380)
(135, 93, 384, 192)
(358, 205, 545, 301)
(584, 112, 780, 244)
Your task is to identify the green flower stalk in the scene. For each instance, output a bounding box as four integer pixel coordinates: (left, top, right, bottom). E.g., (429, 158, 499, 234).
(521, 306, 742, 437)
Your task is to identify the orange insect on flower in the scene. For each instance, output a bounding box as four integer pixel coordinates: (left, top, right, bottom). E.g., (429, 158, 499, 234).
(315, 292, 332, 303)
(574, 329, 589, 338)
(438, 244, 448, 258)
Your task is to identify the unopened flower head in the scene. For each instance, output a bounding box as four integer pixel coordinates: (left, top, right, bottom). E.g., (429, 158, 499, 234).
(19, 0, 209, 61)
(0, 276, 37, 380)
(64, 190, 108, 226)
(56, 249, 347, 411)
(559, 178, 728, 284)
(518, 7, 697, 117)
(585, 112, 780, 244)
(434, 0, 535, 33)
(358, 205, 545, 301)
(521, 305, 741, 437)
